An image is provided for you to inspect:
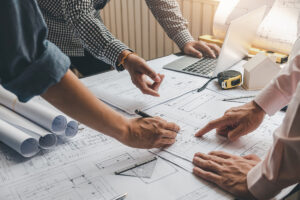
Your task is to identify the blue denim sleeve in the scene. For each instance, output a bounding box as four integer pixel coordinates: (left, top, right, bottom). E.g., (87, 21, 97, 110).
(0, 0, 70, 102)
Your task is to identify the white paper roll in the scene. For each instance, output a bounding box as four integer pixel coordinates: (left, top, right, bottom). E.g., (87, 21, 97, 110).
(0, 119, 39, 157)
(65, 119, 79, 138)
(0, 105, 57, 149)
(0, 87, 67, 133)
(31, 97, 79, 138)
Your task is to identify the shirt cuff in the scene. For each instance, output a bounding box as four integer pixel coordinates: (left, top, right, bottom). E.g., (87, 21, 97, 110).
(102, 39, 131, 71)
(247, 163, 283, 199)
(254, 82, 289, 116)
(2, 41, 70, 102)
(172, 29, 194, 50)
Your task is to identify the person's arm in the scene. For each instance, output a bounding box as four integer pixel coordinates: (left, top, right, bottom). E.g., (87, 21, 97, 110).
(42, 70, 180, 149)
(0, 0, 69, 102)
(192, 83, 300, 199)
(255, 38, 300, 115)
(145, 0, 220, 58)
(62, 0, 164, 96)
(247, 83, 300, 199)
(195, 38, 300, 140)
(0, 0, 179, 149)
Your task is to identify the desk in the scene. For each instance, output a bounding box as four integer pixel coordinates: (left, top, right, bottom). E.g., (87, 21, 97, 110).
(0, 55, 295, 200)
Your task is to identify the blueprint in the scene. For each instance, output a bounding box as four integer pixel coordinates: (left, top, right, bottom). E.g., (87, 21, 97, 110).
(0, 56, 295, 199)
(81, 55, 207, 114)
(147, 89, 285, 170)
(0, 129, 222, 200)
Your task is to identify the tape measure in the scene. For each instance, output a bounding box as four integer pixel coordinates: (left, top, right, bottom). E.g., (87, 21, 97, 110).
(197, 70, 242, 92)
(217, 70, 242, 89)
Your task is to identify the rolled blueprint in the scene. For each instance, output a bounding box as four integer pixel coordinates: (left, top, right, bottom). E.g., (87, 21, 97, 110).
(65, 118, 79, 138)
(31, 97, 79, 138)
(0, 105, 57, 149)
(0, 119, 39, 157)
(0, 87, 67, 133)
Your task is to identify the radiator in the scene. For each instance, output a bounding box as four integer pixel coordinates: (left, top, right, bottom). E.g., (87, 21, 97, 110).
(100, 0, 219, 60)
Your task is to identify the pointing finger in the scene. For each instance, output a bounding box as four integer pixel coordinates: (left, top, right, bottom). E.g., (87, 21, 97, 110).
(195, 116, 234, 137)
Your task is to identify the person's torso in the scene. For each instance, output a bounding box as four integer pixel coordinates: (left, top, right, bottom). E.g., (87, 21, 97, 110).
(36, 0, 109, 56)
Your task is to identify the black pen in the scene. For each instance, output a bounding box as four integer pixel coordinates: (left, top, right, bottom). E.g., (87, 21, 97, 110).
(135, 109, 152, 118)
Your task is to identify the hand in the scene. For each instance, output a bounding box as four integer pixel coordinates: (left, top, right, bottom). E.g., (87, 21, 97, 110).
(183, 41, 220, 59)
(193, 151, 261, 200)
(195, 101, 266, 141)
(122, 51, 164, 97)
(120, 116, 180, 149)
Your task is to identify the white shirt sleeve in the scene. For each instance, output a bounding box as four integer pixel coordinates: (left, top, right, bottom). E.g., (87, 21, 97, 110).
(247, 83, 300, 199)
(255, 37, 300, 115)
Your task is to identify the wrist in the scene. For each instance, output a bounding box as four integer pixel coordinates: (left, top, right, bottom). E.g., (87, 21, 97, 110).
(100, 114, 130, 143)
(251, 101, 266, 116)
(118, 50, 131, 63)
(115, 116, 131, 143)
(117, 50, 137, 70)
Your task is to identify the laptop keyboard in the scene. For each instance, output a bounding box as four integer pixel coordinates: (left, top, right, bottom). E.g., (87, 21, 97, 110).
(182, 58, 217, 75)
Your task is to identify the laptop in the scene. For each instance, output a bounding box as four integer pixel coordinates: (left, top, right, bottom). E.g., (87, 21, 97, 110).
(163, 6, 266, 78)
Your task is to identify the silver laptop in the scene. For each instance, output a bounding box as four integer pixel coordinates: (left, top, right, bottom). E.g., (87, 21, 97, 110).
(163, 6, 266, 78)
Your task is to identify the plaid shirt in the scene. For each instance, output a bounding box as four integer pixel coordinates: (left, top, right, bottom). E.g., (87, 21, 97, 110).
(37, 0, 194, 68)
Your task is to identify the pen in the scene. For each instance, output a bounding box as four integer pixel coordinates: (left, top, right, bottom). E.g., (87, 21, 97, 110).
(135, 109, 152, 118)
(112, 193, 127, 200)
(222, 95, 255, 101)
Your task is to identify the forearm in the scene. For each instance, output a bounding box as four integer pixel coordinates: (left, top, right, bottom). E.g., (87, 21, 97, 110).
(42, 70, 129, 140)
(255, 39, 300, 115)
(145, 0, 194, 49)
(248, 83, 300, 199)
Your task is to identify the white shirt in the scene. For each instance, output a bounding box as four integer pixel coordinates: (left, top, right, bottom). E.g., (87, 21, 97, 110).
(247, 37, 300, 199)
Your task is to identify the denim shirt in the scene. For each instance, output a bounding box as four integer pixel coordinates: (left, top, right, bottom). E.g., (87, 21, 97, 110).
(0, 0, 70, 102)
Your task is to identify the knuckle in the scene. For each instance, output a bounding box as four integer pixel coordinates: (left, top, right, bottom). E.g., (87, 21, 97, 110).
(207, 160, 214, 167)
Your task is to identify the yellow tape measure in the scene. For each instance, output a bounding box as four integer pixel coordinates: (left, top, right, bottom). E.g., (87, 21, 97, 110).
(197, 70, 242, 92)
(217, 70, 242, 89)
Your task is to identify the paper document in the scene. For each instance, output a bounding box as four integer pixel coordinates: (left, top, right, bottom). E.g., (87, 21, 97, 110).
(0, 118, 39, 157)
(81, 55, 207, 114)
(147, 89, 284, 168)
(213, 0, 299, 54)
(0, 87, 67, 133)
(213, 0, 274, 39)
(0, 126, 221, 200)
(0, 105, 57, 149)
(147, 89, 295, 199)
(253, 0, 300, 54)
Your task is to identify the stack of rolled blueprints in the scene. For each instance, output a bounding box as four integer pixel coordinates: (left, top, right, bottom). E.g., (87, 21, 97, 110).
(0, 87, 79, 157)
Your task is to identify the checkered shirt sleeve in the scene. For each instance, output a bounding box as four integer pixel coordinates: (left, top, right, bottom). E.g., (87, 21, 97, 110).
(146, 0, 195, 49)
